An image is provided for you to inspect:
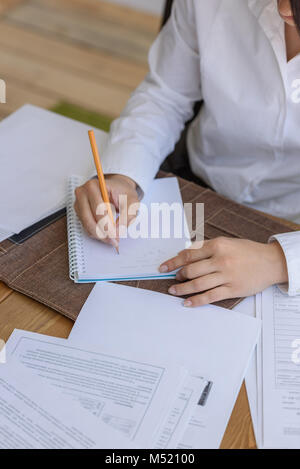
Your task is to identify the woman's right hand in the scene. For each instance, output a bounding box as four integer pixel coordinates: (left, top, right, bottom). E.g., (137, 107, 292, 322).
(74, 174, 140, 247)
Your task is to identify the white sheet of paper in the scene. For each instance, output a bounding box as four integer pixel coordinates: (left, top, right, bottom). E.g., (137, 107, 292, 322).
(236, 295, 266, 449)
(6, 329, 187, 449)
(0, 228, 13, 242)
(0, 360, 132, 449)
(0, 105, 108, 233)
(69, 282, 261, 448)
(262, 286, 300, 448)
(255, 293, 263, 449)
(69, 177, 191, 282)
(234, 296, 260, 443)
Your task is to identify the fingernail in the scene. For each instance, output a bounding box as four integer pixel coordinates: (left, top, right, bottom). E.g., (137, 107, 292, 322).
(159, 265, 168, 273)
(169, 286, 176, 295)
(184, 300, 192, 307)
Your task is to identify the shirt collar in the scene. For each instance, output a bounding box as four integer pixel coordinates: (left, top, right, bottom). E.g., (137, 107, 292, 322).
(248, 0, 282, 32)
(248, 0, 287, 80)
(248, 0, 272, 19)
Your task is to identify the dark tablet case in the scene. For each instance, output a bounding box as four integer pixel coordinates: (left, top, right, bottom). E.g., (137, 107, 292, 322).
(0, 172, 293, 321)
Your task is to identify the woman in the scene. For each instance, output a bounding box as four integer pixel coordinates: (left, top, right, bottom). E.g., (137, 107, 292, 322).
(75, 0, 300, 307)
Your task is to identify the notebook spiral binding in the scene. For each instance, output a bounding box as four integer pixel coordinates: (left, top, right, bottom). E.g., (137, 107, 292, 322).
(66, 176, 86, 281)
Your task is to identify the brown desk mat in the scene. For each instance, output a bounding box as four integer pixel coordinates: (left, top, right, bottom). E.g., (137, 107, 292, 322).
(0, 172, 294, 321)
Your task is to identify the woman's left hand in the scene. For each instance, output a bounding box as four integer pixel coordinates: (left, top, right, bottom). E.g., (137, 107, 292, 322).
(159, 237, 288, 307)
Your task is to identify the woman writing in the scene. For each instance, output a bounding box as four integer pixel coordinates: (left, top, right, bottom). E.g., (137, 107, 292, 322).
(75, 0, 300, 307)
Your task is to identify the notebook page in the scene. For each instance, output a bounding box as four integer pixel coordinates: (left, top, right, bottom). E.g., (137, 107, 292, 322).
(71, 177, 191, 281)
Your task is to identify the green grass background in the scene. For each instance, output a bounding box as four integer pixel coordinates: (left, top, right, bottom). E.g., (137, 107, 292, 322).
(52, 102, 113, 132)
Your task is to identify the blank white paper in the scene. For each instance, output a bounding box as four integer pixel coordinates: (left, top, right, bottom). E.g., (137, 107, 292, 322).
(0, 228, 13, 242)
(0, 105, 108, 233)
(234, 295, 260, 444)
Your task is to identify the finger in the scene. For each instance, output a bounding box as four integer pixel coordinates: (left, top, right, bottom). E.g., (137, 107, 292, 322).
(184, 286, 231, 308)
(74, 190, 98, 239)
(86, 182, 105, 223)
(95, 215, 119, 246)
(75, 185, 115, 245)
(117, 193, 140, 238)
(175, 259, 216, 281)
(84, 183, 119, 245)
(87, 183, 117, 231)
(159, 242, 213, 273)
(169, 273, 224, 297)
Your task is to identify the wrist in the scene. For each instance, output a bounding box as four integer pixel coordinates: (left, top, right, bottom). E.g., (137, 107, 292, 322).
(106, 173, 137, 190)
(267, 241, 288, 285)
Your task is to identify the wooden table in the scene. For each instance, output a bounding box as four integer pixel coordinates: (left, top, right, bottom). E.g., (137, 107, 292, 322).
(0, 215, 298, 449)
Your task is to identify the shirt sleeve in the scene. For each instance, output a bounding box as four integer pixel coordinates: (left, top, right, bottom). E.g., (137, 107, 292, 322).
(101, 0, 202, 195)
(269, 232, 300, 296)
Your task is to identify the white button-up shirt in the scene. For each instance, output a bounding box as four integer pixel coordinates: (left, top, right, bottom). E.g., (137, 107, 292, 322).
(102, 0, 300, 295)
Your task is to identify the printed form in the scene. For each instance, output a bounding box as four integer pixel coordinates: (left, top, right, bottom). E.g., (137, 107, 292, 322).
(6, 330, 199, 449)
(0, 361, 132, 449)
(262, 286, 300, 448)
(154, 374, 208, 449)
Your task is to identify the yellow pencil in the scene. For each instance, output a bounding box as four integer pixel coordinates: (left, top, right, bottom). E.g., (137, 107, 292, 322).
(88, 130, 119, 254)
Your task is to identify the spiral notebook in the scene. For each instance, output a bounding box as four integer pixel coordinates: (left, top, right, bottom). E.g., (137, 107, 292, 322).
(67, 176, 191, 283)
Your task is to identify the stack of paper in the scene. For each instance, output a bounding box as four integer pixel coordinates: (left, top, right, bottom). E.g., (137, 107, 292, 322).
(69, 282, 261, 448)
(242, 286, 300, 449)
(0, 104, 108, 238)
(2, 282, 261, 449)
(4, 329, 203, 449)
(0, 359, 133, 449)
